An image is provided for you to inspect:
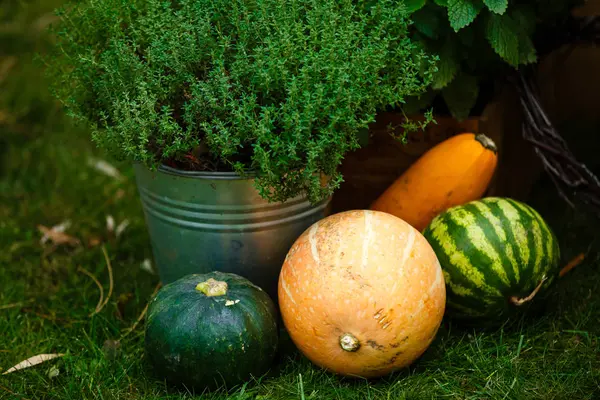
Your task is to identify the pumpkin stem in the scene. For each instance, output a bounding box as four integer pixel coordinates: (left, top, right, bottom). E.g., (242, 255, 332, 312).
(195, 278, 228, 297)
(509, 276, 547, 306)
(339, 333, 361, 352)
(475, 133, 497, 154)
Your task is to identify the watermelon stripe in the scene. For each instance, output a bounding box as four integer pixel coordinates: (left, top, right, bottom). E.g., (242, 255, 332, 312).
(504, 199, 543, 287)
(484, 199, 525, 283)
(440, 270, 490, 306)
(493, 199, 532, 276)
(426, 221, 484, 300)
(537, 215, 552, 278)
(473, 200, 520, 285)
(426, 215, 502, 298)
(516, 201, 551, 275)
(463, 202, 517, 287)
(444, 206, 511, 290)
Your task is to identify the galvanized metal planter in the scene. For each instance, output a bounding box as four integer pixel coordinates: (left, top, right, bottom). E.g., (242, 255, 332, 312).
(133, 163, 331, 300)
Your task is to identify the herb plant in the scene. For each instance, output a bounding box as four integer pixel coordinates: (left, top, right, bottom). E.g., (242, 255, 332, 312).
(44, 0, 435, 204)
(405, 0, 582, 119)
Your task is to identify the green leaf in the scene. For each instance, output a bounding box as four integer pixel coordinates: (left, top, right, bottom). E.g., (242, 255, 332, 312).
(441, 73, 478, 120)
(483, 0, 507, 14)
(485, 13, 519, 67)
(431, 43, 458, 90)
(434, 0, 448, 6)
(403, 0, 427, 13)
(447, 0, 483, 32)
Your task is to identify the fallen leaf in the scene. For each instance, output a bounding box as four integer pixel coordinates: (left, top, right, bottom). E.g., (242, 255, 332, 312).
(115, 219, 130, 238)
(3, 353, 65, 375)
(87, 158, 124, 181)
(106, 215, 115, 234)
(47, 365, 60, 379)
(140, 259, 155, 274)
(39, 220, 71, 245)
(37, 225, 80, 247)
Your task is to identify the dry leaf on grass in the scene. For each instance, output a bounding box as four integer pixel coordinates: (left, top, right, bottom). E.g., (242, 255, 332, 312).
(87, 157, 124, 181)
(47, 365, 60, 379)
(39, 220, 72, 245)
(140, 259, 155, 274)
(3, 354, 65, 375)
(106, 215, 115, 233)
(37, 225, 80, 247)
(106, 215, 130, 239)
(116, 219, 130, 238)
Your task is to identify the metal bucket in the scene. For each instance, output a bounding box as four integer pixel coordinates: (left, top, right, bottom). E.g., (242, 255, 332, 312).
(133, 163, 332, 301)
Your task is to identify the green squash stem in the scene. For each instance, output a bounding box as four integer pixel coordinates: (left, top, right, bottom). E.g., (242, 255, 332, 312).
(195, 278, 228, 297)
(474, 133, 497, 154)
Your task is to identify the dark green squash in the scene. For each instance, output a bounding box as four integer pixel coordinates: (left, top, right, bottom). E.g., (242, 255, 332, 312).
(144, 272, 279, 390)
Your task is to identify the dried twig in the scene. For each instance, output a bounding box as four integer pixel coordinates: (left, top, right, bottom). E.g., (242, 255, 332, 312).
(510, 15, 600, 217)
(0, 302, 27, 311)
(77, 266, 105, 316)
(560, 253, 586, 277)
(514, 68, 600, 216)
(96, 246, 114, 314)
(120, 282, 162, 339)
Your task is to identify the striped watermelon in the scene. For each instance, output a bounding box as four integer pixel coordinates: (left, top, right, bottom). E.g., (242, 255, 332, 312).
(422, 197, 561, 324)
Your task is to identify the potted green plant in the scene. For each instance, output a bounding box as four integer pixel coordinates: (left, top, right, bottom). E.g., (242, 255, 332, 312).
(332, 0, 583, 213)
(44, 0, 436, 298)
(402, 0, 582, 120)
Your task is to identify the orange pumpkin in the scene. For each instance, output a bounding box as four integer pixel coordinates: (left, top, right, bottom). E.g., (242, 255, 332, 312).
(370, 133, 498, 232)
(278, 210, 446, 378)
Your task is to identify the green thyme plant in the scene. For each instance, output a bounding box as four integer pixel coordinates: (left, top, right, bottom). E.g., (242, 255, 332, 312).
(44, 0, 436, 204)
(403, 0, 582, 119)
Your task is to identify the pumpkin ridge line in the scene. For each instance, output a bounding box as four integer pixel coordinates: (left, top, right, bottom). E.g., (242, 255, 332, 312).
(362, 210, 373, 269)
(309, 222, 321, 265)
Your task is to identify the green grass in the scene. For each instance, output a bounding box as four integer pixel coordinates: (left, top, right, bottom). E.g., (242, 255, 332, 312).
(1, 125, 600, 400)
(1, 2, 600, 398)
